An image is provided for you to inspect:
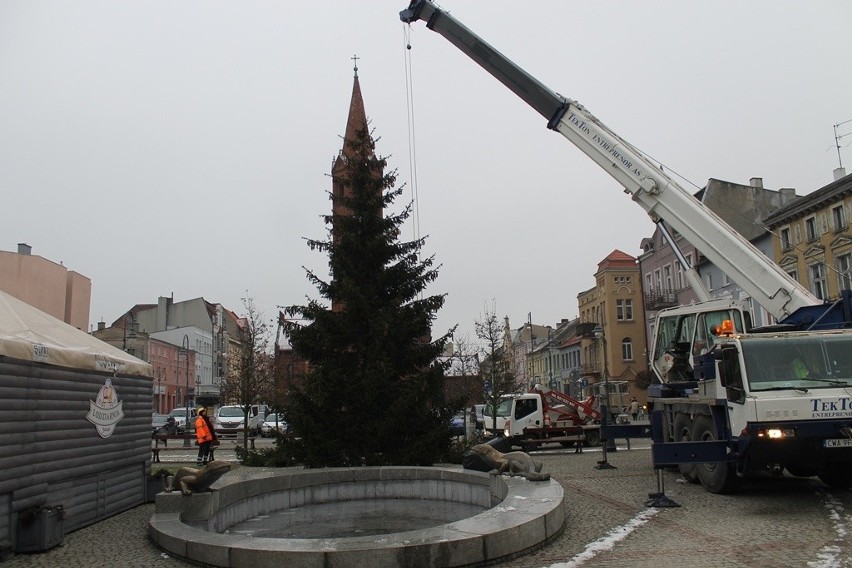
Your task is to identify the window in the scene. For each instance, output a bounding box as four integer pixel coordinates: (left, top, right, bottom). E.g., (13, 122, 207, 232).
(616, 299, 633, 321)
(653, 269, 661, 290)
(663, 265, 672, 290)
(514, 398, 538, 419)
(838, 253, 852, 291)
(805, 217, 818, 242)
(833, 205, 847, 232)
(780, 227, 791, 251)
(645, 273, 652, 291)
(705, 273, 713, 291)
(674, 261, 684, 289)
(621, 338, 633, 361)
(723, 272, 730, 286)
(810, 263, 827, 300)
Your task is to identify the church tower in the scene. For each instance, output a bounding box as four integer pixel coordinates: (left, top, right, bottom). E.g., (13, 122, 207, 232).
(330, 58, 383, 312)
(331, 57, 380, 222)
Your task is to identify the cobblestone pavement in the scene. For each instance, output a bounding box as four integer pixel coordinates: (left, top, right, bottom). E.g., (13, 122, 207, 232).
(5, 441, 851, 567)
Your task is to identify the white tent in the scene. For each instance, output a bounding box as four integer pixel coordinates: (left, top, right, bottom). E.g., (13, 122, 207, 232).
(0, 290, 150, 377)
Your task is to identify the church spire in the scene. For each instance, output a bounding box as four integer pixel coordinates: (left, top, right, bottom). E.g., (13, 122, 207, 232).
(330, 58, 383, 313)
(332, 57, 379, 225)
(341, 55, 369, 160)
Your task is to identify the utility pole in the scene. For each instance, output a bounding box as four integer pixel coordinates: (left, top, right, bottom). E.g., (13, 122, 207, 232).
(528, 312, 534, 388)
(182, 334, 191, 448)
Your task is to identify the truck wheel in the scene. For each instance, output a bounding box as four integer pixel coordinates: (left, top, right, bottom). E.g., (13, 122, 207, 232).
(583, 429, 601, 447)
(692, 415, 740, 494)
(673, 414, 698, 484)
(818, 464, 852, 489)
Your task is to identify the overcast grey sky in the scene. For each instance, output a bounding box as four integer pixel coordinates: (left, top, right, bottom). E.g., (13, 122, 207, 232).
(2, 1, 851, 346)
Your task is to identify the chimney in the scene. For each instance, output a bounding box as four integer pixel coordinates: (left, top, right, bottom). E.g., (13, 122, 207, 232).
(779, 187, 796, 204)
(97, 321, 106, 331)
(834, 167, 847, 181)
(749, 177, 764, 189)
(17, 243, 31, 255)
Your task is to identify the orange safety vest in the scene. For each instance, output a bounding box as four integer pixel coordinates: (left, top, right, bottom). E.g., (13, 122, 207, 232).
(195, 415, 213, 443)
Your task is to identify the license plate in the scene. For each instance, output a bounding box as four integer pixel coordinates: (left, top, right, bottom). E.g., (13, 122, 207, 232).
(823, 438, 852, 448)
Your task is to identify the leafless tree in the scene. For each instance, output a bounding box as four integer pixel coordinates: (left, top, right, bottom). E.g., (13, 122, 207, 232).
(447, 332, 480, 377)
(475, 301, 516, 430)
(219, 295, 273, 451)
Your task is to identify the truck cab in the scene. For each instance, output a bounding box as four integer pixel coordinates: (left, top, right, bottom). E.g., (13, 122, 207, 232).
(650, 299, 752, 387)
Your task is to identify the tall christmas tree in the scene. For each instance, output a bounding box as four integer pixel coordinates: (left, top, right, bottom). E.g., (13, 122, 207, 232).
(281, 125, 455, 467)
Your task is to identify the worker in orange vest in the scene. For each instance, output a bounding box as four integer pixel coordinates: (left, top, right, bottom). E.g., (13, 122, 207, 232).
(194, 407, 217, 465)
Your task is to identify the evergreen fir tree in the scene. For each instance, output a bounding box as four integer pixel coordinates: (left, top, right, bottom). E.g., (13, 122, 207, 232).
(281, 127, 455, 467)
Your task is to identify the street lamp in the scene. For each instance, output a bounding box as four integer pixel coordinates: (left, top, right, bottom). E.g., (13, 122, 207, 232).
(182, 334, 191, 448)
(155, 368, 164, 413)
(593, 325, 617, 470)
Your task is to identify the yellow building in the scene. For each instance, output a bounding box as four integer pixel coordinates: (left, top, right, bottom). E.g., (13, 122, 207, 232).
(577, 250, 648, 408)
(764, 173, 852, 299)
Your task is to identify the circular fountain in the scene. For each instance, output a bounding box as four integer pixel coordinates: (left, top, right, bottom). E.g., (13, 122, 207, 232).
(148, 466, 564, 567)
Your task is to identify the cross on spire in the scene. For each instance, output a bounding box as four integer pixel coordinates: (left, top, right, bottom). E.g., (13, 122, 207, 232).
(351, 53, 359, 78)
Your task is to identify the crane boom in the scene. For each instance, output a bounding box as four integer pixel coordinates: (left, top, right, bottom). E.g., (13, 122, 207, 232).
(400, 1, 819, 319)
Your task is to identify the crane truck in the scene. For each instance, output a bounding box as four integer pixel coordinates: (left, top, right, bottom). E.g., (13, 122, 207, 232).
(400, 1, 852, 494)
(486, 386, 603, 451)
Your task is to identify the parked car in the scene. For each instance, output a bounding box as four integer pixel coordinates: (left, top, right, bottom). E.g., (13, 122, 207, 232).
(214, 404, 268, 437)
(450, 413, 465, 437)
(151, 413, 176, 436)
(167, 406, 196, 434)
(260, 413, 288, 437)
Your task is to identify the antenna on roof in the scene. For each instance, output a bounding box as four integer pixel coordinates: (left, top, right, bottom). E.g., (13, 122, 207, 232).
(833, 118, 852, 180)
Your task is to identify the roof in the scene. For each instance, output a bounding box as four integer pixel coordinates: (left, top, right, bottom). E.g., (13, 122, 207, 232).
(333, 74, 372, 172)
(762, 172, 852, 227)
(0, 290, 151, 376)
(699, 178, 800, 238)
(597, 249, 637, 271)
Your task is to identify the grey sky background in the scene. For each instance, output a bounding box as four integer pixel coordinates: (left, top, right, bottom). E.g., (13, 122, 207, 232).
(2, 1, 851, 347)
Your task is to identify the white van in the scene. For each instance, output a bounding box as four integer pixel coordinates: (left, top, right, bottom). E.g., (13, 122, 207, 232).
(214, 404, 267, 437)
(167, 406, 197, 434)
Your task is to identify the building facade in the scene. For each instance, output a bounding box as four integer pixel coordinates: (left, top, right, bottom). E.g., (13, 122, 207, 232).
(578, 250, 648, 406)
(110, 296, 239, 408)
(527, 318, 580, 394)
(763, 172, 852, 300)
(502, 317, 553, 390)
(0, 243, 91, 330)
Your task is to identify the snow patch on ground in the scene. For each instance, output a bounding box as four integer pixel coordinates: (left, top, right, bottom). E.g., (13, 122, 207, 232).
(545, 507, 659, 568)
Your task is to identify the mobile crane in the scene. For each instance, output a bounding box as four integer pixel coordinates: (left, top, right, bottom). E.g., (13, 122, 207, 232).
(485, 386, 603, 450)
(401, 1, 852, 494)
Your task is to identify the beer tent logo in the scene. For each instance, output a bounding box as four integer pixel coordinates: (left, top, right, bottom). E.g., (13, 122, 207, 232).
(86, 378, 125, 438)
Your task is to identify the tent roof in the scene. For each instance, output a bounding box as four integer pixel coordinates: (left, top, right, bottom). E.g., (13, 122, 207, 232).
(0, 290, 151, 377)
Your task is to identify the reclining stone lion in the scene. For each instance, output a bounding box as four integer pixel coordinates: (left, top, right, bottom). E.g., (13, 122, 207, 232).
(166, 460, 231, 495)
(469, 443, 551, 482)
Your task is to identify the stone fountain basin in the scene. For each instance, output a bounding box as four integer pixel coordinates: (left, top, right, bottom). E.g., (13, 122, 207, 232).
(149, 466, 564, 567)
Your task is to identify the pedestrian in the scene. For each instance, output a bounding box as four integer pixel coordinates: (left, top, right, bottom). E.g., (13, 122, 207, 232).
(194, 407, 217, 466)
(629, 397, 639, 421)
